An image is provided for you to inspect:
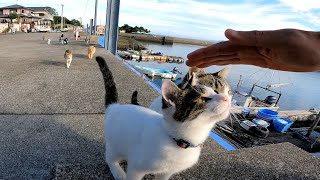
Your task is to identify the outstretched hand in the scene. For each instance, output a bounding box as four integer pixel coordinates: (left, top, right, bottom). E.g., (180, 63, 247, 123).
(186, 29, 320, 72)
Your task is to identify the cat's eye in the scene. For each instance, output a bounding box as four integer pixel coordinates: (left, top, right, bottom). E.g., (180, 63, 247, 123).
(214, 90, 219, 94)
(202, 97, 212, 103)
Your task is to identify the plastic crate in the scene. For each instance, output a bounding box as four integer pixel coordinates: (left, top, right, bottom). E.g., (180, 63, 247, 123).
(257, 109, 278, 122)
(272, 118, 293, 133)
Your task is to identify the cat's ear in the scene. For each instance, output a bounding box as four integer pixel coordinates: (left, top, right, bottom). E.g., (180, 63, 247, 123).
(212, 67, 229, 78)
(161, 80, 180, 107)
(188, 67, 204, 79)
(178, 67, 204, 89)
(190, 72, 199, 86)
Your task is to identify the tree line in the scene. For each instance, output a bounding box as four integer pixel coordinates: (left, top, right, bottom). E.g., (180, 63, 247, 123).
(119, 24, 150, 34)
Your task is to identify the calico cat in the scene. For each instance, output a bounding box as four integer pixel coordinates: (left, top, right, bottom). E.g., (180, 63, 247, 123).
(96, 56, 231, 180)
(148, 67, 231, 114)
(64, 50, 73, 68)
(88, 45, 96, 59)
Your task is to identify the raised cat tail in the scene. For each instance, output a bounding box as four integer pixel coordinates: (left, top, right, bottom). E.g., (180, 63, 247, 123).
(131, 90, 140, 105)
(96, 56, 118, 108)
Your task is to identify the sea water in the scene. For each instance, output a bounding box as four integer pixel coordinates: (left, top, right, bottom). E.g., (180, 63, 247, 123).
(126, 42, 320, 110)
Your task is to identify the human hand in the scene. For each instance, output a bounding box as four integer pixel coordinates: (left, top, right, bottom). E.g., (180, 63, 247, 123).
(186, 29, 320, 72)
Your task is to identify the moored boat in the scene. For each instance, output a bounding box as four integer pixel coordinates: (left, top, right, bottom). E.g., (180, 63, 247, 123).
(133, 65, 178, 80)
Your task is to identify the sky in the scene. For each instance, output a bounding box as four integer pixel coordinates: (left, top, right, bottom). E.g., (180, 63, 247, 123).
(1, 0, 320, 41)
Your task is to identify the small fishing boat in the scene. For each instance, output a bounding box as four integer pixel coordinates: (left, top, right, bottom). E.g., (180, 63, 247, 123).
(231, 75, 291, 111)
(133, 65, 178, 79)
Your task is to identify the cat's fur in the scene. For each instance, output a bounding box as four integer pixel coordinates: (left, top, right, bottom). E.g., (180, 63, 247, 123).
(63, 38, 68, 45)
(131, 90, 140, 105)
(64, 50, 73, 68)
(96, 56, 231, 180)
(149, 67, 231, 114)
(88, 45, 96, 59)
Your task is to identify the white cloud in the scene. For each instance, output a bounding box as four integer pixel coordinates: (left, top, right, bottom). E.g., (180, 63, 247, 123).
(1, 0, 320, 40)
(119, 0, 317, 40)
(279, 0, 320, 12)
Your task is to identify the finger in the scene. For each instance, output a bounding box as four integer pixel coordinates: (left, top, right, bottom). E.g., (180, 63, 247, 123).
(197, 58, 267, 68)
(197, 59, 240, 68)
(187, 41, 236, 60)
(186, 41, 242, 66)
(186, 54, 238, 67)
(225, 29, 291, 47)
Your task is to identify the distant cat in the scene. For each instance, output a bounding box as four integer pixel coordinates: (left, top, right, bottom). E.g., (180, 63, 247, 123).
(47, 38, 51, 45)
(63, 38, 68, 45)
(96, 56, 231, 180)
(148, 67, 231, 114)
(88, 45, 96, 59)
(64, 50, 73, 68)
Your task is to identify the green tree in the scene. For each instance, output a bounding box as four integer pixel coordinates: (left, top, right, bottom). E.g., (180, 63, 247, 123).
(70, 19, 82, 26)
(119, 24, 150, 33)
(8, 13, 18, 23)
(53, 16, 70, 25)
(45, 7, 58, 16)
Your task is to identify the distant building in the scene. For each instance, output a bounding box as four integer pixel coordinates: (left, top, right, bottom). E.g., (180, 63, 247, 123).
(27, 7, 54, 31)
(0, 4, 53, 32)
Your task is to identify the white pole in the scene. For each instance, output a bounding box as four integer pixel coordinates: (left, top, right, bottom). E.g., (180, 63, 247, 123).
(94, 0, 98, 35)
(60, 4, 64, 30)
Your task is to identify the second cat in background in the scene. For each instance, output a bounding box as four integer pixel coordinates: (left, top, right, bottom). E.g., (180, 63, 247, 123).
(88, 45, 96, 59)
(64, 50, 73, 69)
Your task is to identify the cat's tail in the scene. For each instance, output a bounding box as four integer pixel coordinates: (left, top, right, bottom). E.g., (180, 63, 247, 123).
(96, 56, 118, 108)
(131, 90, 140, 106)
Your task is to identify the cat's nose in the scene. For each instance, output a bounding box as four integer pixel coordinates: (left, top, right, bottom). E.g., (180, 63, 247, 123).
(214, 95, 228, 102)
(220, 96, 229, 103)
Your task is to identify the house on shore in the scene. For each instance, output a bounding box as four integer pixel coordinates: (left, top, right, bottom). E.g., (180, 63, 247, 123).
(0, 4, 53, 32)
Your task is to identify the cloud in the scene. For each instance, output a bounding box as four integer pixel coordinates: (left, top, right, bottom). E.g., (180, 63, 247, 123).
(1, 0, 320, 40)
(119, 0, 319, 40)
(279, 0, 320, 12)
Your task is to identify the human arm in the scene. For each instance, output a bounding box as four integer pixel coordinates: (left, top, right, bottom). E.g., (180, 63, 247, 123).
(186, 29, 320, 72)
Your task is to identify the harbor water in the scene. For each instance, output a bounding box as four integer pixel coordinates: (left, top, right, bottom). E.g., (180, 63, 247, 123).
(126, 42, 320, 111)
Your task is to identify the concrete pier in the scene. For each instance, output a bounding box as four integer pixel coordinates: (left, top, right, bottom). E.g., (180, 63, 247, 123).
(0, 32, 319, 179)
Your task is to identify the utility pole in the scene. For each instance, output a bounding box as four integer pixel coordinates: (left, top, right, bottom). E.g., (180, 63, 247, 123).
(104, 0, 112, 49)
(79, 17, 82, 27)
(93, 0, 98, 35)
(60, 4, 64, 30)
(108, 0, 120, 54)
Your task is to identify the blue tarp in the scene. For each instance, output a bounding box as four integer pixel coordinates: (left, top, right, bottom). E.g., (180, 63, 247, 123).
(98, 36, 105, 47)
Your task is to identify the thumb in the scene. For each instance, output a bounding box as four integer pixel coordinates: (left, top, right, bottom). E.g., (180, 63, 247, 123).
(225, 29, 280, 46)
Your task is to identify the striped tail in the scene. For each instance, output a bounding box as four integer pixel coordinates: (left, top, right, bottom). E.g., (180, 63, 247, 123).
(96, 56, 118, 108)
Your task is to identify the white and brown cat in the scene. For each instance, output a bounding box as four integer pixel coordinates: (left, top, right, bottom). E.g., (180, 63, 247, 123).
(64, 50, 73, 68)
(96, 56, 231, 180)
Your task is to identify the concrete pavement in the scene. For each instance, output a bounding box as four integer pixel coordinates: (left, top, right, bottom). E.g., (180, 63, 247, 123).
(0, 32, 319, 180)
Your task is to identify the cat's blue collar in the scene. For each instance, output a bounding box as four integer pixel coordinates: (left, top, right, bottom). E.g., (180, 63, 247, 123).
(172, 138, 199, 149)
